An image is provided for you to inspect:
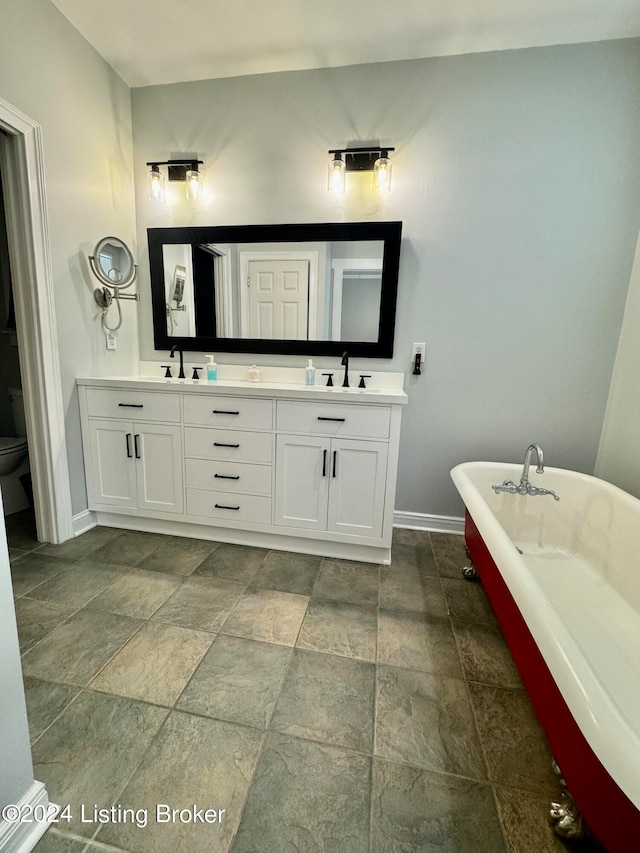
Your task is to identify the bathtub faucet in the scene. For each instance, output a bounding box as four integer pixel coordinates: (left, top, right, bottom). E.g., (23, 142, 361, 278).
(492, 444, 560, 500)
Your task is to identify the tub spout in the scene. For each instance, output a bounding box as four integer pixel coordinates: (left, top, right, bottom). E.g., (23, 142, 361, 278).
(521, 443, 544, 489)
(492, 444, 560, 500)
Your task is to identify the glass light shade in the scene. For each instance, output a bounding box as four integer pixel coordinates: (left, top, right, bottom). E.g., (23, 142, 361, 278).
(186, 169, 203, 202)
(327, 157, 346, 195)
(148, 168, 166, 203)
(372, 156, 392, 194)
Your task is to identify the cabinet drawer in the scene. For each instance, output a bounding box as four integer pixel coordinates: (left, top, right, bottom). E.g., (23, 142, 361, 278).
(183, 395, 273, 430)
(186, 488, 272, 524)
(185, 459, 272, 495)
(276, 400, 390, 439)
(85, 388, 180, 423)
(184, 427, 273, 464)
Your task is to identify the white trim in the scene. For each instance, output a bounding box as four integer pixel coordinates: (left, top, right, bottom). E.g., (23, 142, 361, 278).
(393, 510, 464, 535)
(72, 509, 97, 537)
(0, 781, 55, 853)
(0, 96, 73, 544)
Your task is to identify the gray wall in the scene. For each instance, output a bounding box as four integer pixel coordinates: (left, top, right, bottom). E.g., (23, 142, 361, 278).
(0, 0, 138, 516)
(132, 39, 640, 517)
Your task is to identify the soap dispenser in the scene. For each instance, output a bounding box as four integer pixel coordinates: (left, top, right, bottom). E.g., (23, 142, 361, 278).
(206, 354, 217, 382)
(305, 359, 316, 386)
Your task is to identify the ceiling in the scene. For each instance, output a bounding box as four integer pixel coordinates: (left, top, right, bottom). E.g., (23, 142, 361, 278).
(50, 0, 640, 88)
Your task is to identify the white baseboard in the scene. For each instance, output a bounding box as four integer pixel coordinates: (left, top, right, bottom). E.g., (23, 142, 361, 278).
(72, 509, 96, 537)
(0, 782, 55, 853)
(394, 510, 464, 535)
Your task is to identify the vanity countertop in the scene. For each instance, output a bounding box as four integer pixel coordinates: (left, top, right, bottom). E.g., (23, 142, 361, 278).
(76, 373, 408, 405)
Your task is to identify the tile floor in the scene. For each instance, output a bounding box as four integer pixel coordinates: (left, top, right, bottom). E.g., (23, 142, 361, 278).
(4, 509, 607, 853)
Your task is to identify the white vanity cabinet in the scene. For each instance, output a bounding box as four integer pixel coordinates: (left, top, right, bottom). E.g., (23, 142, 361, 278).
(81, 389, 184, 515)
(274, 400, 390, 537)
(77, 376, 406, 563)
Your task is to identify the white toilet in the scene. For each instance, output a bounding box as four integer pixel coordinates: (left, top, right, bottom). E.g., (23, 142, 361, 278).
(0, 388, 30, 514)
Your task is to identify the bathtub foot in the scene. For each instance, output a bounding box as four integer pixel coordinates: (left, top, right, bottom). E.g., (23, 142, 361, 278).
(549, 760, 584, 840)
(461, 546, 479, 580)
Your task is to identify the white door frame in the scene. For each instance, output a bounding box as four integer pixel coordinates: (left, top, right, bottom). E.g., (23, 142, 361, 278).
(0, 96, 73, 543)
(330, 258, 382, 342)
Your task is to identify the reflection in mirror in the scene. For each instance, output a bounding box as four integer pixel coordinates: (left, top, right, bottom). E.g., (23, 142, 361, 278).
(149, 222, 402, 357)
(90, 236, 137, 289)
(163, 240, 384, 343)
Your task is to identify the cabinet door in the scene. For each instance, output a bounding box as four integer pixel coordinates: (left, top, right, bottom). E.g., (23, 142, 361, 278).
(327, 438, 388, 538)
(274, 434, 330, 530)
(87, 419, 137, 508)
(135, 423, 184, 514)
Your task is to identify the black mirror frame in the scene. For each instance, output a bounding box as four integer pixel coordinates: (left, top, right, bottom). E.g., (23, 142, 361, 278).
(148, 221, 402, 357)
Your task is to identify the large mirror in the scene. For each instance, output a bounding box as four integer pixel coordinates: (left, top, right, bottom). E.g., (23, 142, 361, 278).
(148, 222, 402, 357)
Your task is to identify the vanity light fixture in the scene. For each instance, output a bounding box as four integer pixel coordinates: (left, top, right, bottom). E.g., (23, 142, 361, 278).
(146, 159, 204, 202)
(327, 146, 395, 195)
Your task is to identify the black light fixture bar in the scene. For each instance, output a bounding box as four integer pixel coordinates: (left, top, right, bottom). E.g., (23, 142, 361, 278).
(146, 159, 203, 181)
(328, 147, 395, 172)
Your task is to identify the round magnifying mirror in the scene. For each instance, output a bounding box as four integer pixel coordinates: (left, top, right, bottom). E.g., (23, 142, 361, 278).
(89, 236, 137, 290)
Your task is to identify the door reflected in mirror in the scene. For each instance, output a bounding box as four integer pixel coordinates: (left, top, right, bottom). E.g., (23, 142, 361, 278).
(149, 222, 401, 357)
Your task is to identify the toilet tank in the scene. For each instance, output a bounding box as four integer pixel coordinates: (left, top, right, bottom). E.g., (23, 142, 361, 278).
(9, 388, 26, 437)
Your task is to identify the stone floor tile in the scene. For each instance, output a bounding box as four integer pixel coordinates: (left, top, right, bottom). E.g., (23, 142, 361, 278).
(15, 598, 74, 653)
(375, 665, 486, 780)
(379, 567, 447, 615)
(194, 543, 268, 584)
(249, 549, 322, 595)
(89, 531, 164, 567)
(31, 690, 168, 837)
(23, 676, 80, 743)
(32, 829, 89, 852)
(87, 568, 182, 619)
(221, 588, 309, 646)
(312, 558, 380, 606)
(371, 758, 505, 852)
(231, 733, 370, 853)
(296, 597, 377, 661)
(152, 575, 244, 632)
(389, 543, 439, 577)
(97, 711, 263, 853)
(391, 527, 432, 547)
(27, 560, 127, 610)
(91, 621, 212, 706)
(38, 526, 123, 562)
(10, 553, 76, 598)
(137, 535, 218, 575)
(21, 610, 142, 687)
(177, 634, 292, 728)
(441, 576, 499, 625)
(468, 683, 558, 795)
(453, 619, 522, 688)
(270, 649, 375, 753)
(431, 532, 469, 579)
(378, 609, 462, 677)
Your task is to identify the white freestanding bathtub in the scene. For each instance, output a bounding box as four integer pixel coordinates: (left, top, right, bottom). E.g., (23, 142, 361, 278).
(451, 461, 640, 853)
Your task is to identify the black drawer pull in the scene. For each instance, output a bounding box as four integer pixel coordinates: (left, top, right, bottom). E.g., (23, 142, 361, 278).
(332, 450, 337, 478)
(213, 442, 240, 448)
(118, 403, 144, 408)
(125, 433, 132, 458)
(322, 449, 327, 477)
(317, 416, 346, 422)
(134, 434, 141, 459)
(215, 503, 240, 511)
(212, 410, 240, 415)
(214, 474, 240, 480)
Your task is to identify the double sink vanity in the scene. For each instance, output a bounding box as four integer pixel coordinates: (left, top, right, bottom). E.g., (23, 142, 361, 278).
(77, 365, 407, 564)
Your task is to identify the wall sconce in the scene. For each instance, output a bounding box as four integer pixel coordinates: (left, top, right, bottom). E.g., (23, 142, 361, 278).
(327, 147, 395, 195)
(146, 159, 204, 202)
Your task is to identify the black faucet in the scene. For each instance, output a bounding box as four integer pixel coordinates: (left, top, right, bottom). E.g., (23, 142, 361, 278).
(341, 351, 349, 388)
(170, 345, 185, 379)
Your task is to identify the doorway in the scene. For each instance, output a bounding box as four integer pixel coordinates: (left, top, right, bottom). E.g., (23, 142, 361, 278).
(0, 95, 72, 543)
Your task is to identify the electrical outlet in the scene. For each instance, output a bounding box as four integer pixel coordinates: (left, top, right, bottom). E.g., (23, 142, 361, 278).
(412, 342, 425, 376)
(105, 331, 118, 351)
